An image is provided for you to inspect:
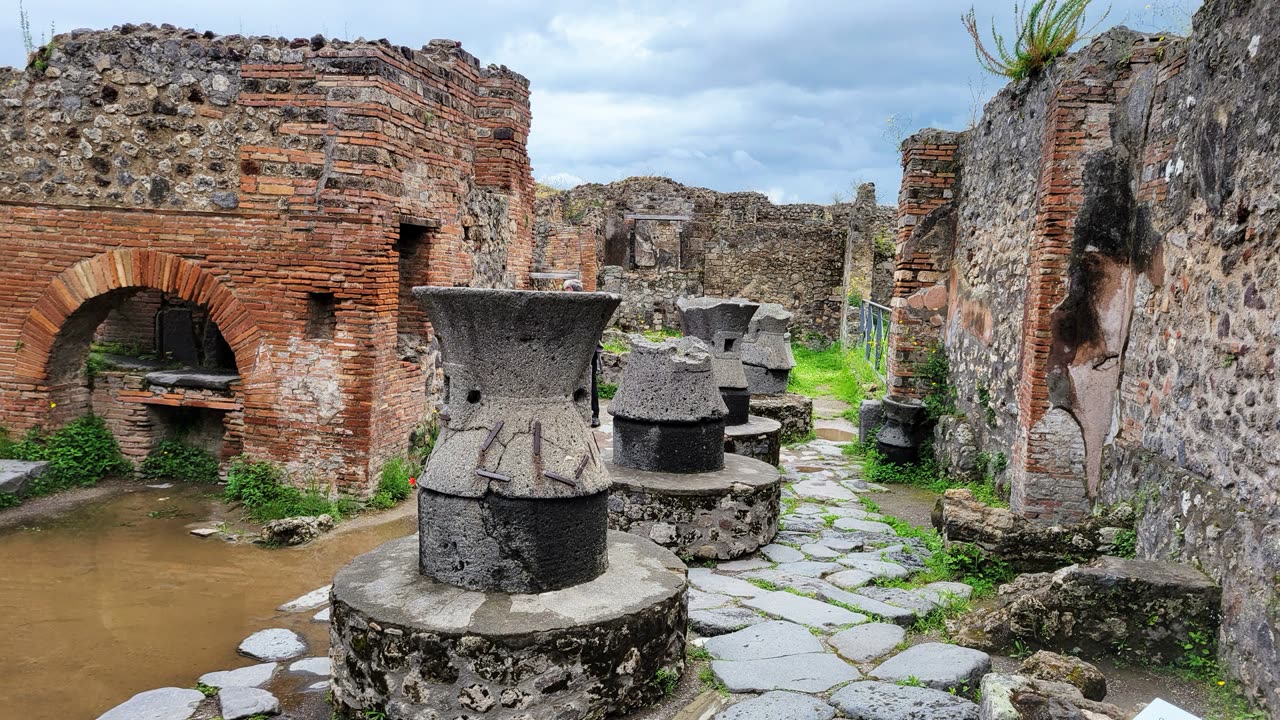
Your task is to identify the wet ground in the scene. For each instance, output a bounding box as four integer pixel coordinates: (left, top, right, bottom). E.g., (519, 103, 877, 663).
(0, 481, 413, 720)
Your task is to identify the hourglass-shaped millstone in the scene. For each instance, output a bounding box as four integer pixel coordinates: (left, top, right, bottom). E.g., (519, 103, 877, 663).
(741, 303, 797, 395)
(609, 335, 729, 473)
(676, 296, 760, 425)
(411, 286, 621, 593)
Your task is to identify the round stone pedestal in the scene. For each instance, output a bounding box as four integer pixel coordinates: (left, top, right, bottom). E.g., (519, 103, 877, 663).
(330, 532, 688, 720)
(607, 452, 781, 560)
(724, 415, 782, 466)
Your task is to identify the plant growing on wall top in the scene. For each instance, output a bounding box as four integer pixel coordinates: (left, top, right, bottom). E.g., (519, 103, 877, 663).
(963, 0, 1110, 80)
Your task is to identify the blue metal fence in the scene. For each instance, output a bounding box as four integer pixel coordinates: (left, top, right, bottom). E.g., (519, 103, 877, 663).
(859, 300, 890, 376)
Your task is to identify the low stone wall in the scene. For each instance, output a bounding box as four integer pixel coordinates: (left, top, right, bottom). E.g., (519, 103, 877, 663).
(748, 393, 813, 444)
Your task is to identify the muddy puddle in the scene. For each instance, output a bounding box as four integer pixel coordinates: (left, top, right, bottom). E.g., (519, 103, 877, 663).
(0, 482, 415, 720)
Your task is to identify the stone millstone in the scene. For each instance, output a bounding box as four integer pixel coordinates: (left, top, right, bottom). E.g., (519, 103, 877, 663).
(610, 336, 728, 473)
(330, 531, 688, 720)
(724, 415, 782, 465)
(740, 303, 796, 395)
(412, 286, 621, 593)
(606, 451, 781, 560)
(676, 296, 759, 424)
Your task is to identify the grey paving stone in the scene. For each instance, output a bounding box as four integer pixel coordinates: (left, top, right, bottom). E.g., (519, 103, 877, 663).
(829, 623, 906, 663)
(741, 568, 825, 593)
(774, 560, 842, 578)
(690, 588, 734, 610)
(288, 657, 332, 676)
(742, 591, 867, 631)
(237, 628, 306, 662)
(198, 662, 277, 689)
(689, 567, 767, 597)
(833, 517, 894, 533)
(96, 687, 204, 720)
(836, 556, 910, 580)
(312, 607, 330, 623)
(871, 642, 992, 692)
(760, 543, 805, 563)
(782, 516, 827, 533)
(704, 620, 822, 661)
(713, 652, 861, 693)
(920, 581, 974, 604)
(829, 681, 978, 720)
(791, 479, 856, 501)
(776, 531, 821, 545)
(823, 506, 874, 518)
(690, 606, 767, 636)
(277, 585, 331, 612)
(817, 535, 863, 552)
(813, 585, 918, 626)
(715, 557, 773, 573)
(854, 586, 939, 615)
(792, 504, 828, 515)
(801, 543, 842, 559)
(826, 568, 875, 589)
(219, 686, 280, 720)
(715, 691, 836, 720)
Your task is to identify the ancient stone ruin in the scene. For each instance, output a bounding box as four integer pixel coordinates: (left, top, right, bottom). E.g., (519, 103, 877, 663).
(606, 335, 781, 559)
(740, 303, 796, 395)
(330, 287, 687, 719)
(677, 296, 784, 466)
(535, 176, 896, 341)
(0, 25, 538, 495)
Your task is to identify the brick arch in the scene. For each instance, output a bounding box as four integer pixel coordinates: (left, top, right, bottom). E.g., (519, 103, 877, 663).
(15, 249, 263, 382)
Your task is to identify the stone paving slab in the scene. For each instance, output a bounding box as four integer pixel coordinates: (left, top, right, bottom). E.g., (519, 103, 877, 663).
(773, 560, 842, 577)
(198, 662, 277, 689)
(870, 642, 992, 692)
(689, 567, 768, 597)
(800, 543, 841, 559)
(920, 581, 974, 603)
(715, 557, 772, 573)
(690, 588, 734, 610)
(829, 681, 979, 720)
(854, 586, 939, 614)
(713, 652, 861, 693)
(836, 556, 911, 580)
(690, 606, 767, 636)
(742, 591, 867, 630)
(704, 620, 823, 661)
(790, 479, 856, 501)
(829, 623, 907, 663)
(96, 687, 204, 720)
(715, 690, 836, 720)
(237, 628, 306, 662)
(278, 585, 331, 612)
(826, 568, 875, 589)
(833, 517, 894, 533)
(219, 685, 281, 720)
(760, 543, 805, 563)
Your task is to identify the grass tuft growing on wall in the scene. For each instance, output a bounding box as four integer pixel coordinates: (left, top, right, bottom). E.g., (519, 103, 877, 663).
(963, 0, 1107, 81)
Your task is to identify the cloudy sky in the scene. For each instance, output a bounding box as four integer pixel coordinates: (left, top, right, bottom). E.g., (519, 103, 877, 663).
(2, 0, 1198, 204)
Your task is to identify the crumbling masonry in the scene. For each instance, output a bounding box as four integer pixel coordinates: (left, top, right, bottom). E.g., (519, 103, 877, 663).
(0, 24, 536, 494)
(886, 1, 1280, 708)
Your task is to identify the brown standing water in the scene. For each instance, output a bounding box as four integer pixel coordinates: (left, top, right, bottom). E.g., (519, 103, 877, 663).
(0, 482, 415, 720)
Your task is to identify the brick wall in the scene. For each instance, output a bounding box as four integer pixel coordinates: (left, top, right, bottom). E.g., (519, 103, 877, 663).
(0, 24, 535, 495)
(890, 3, 1280, 707)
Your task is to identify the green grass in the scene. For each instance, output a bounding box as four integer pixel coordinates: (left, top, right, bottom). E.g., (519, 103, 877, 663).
(843, 441, 1007, 508)
(787, 343, 883, 419)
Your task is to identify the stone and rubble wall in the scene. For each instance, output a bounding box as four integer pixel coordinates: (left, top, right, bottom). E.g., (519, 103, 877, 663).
(888, 1, 1279, 708)
(535, 176, 894, 340)
(0, 24, 535, 495)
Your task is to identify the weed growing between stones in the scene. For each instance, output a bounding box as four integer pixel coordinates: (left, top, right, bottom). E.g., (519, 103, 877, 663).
(918, 343, 957, 420)
(223, 456, 359, 523)
(598, 382, 618, 400)
(697, 665, 727, 696)
(194, 681, 217, 698)
(368, 456, 414, 510)
(140, 439, 220, 484)
(0, 414, 131, 499)
(652, 667, 680, 696)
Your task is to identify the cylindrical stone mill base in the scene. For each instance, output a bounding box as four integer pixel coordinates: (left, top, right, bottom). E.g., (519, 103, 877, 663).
(607, 451, 781, 560)
(721, 387, 751, 425)
(724, 414, 782, 466)
(330, 532, 688, 720)
(612, 416, 726, 473)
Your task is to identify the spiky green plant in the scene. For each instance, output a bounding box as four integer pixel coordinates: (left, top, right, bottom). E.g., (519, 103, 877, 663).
(963, 0, 1110, 80)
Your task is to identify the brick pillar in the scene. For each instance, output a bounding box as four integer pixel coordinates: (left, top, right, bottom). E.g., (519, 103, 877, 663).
(886, 130, 962, 401)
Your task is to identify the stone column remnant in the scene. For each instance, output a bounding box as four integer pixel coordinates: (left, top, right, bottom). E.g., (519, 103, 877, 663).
(740, 302, 797, 395)
(411, 286, 620, 593)
(610, 336, 728, 473)
(676, 296, 759, 425)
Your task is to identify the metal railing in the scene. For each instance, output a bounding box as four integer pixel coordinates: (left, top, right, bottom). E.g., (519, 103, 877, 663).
(858, 299, 891, 376)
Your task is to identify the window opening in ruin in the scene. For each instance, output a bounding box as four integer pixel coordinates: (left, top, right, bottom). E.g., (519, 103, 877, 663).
(306, 292, 337, 340)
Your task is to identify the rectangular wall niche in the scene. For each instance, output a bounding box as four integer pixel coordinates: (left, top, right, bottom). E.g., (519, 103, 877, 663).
(397, 223, 432, 337)
(306, 292, 337, 340)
